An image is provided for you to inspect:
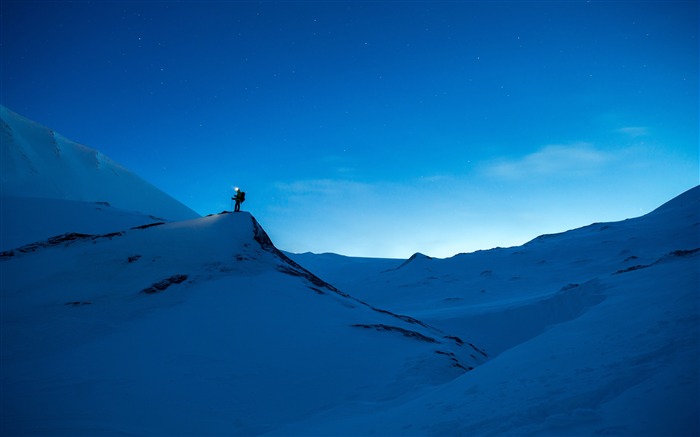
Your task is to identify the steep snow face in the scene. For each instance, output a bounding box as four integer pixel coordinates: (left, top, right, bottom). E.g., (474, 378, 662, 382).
(284, 186, 699, 436)
(0, 105, 199, 221)
(1, 212, 485, 436)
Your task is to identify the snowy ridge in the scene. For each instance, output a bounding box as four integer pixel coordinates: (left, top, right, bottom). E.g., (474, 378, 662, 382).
(281, 185, 699, 436)
(1, 211, 479, 355)
(0, 105, 198, 222)
(1, 211, 486, 436)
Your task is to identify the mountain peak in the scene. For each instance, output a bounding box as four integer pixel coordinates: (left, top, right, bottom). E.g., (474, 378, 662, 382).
(395, 252, 433, 269)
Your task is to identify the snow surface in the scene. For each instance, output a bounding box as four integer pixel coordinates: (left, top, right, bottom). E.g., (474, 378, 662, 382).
(0, 196, 164, 251)
(1, 212, 481, 436)
(1, 107, 698, 436)
(285, 186, 700, 436)
(0, 105, 199, 222)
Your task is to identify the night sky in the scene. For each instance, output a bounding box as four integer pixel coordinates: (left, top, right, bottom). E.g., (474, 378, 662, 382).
(2, 1, 698, 258)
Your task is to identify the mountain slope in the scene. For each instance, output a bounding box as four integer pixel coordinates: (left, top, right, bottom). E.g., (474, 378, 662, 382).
(0, 105, 199, 222)
(0, 196, 166, 251)
(283, 186, 699, 436)
(0, 212, 485, 436)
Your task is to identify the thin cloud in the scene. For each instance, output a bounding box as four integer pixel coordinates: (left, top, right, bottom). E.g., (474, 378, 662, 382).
(276, 179, 371, 197)
(618, 126, 649, 137)
(485, 143, 614, 179)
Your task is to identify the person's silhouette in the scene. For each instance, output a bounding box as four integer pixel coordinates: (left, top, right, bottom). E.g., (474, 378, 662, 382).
(232, 188, 246, 212)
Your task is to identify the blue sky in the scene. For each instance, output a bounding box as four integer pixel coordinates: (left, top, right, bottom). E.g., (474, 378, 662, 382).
(2, 1, 698, 258)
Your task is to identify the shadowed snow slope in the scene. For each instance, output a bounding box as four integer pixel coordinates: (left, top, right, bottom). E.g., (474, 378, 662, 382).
(1, 212, 485, 436)
(284, 185, 699, 436)
(0, 105, 199, 223)
(0, 197, 166, 251)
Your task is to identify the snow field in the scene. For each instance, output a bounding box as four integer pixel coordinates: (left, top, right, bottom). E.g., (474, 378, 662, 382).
(1, 213, 481, 436)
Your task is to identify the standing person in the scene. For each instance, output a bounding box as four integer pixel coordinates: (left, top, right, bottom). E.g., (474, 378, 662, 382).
(232, 187, 246, 212)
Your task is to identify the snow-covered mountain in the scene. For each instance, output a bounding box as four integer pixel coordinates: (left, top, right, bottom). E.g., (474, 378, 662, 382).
(1, 105, 199, 248)
(1, 211, 486, 436)
(286, 185, 699, 436)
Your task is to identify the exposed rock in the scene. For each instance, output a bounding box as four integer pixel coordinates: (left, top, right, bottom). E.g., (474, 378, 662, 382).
(141, 274, 189, 294)
(1, 231, 124, 259)
(351, 324, 438, 343)
(130, 222, 165, 230)
(614, 248, 699, 274)
(435, 350, 474, 371)
(559, 283, 580, 292)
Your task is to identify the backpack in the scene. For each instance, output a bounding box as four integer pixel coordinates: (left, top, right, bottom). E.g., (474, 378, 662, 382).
(239, 191, 246, 202)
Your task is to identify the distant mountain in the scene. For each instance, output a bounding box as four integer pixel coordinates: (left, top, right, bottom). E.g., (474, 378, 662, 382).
(284, 185, 699, 436)
(0, 105, 199, 223)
